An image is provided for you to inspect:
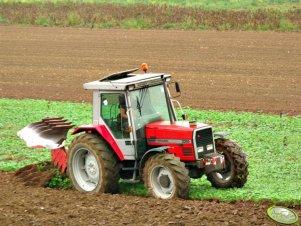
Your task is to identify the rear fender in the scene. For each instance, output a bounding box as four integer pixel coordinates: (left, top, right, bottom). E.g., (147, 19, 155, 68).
(72, 125, 125, 161)
(139, 146, 169, 176)
(214, 132, 231, 138)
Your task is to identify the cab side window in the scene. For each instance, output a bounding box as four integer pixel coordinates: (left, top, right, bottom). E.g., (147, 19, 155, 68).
(100, 93, 129, 139)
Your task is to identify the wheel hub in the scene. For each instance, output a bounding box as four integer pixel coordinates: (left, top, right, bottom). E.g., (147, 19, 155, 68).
(158, 174, 171, 188)
(87, 163, 96, 175)
(85, 154, 99, 180)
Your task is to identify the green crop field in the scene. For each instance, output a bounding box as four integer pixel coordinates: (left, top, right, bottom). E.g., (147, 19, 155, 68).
(0, 0, 300, 10)
(0, 0, 300, 31)
(0, 98, 300, 203)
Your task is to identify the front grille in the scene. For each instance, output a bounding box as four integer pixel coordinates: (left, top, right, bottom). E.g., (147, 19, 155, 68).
(194, 127, 214, 158)
(182, 147, 194, 156)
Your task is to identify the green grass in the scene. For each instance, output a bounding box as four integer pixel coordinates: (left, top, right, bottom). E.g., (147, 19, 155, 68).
(0, 0, 300, 10)
(184, 108, 301, 203)
(0, 98, 300, 203)
(0, 98, 91, 171)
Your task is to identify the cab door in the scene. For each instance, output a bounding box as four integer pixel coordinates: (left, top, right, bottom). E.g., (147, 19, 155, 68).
(100, 92, 136, 160)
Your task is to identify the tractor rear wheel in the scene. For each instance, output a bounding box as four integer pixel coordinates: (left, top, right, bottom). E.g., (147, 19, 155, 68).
(67, 133, 120, 193)
(143, 153, 190, 199)
(207, 138, 248, 188)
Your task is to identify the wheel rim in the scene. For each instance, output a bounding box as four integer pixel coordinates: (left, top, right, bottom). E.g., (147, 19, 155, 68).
(72, 148, 101, 192)
(150, 165, 175, 199)
(212, 153, 232, 182)
(214, 171, 231, 181)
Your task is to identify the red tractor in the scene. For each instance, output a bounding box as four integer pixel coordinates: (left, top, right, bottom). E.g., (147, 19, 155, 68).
(18, 65, 248, 199)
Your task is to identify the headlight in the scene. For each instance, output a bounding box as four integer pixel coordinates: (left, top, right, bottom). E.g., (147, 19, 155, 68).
(197, 147, 204, 153)
(206, 144, 213, 150)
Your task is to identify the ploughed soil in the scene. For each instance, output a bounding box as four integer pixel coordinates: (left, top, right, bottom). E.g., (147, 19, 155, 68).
(0, 26, 301, 225)
(0, 26, 301, 115)
(1, 167, 300, 226)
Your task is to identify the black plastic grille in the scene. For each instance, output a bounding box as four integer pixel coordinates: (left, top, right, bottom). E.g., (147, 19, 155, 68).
(182, 147, 194, 156)
(195, 128, 214, 158)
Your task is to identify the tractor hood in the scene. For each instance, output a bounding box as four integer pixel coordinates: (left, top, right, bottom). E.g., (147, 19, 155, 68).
(146, 121, 210, 142)
(145, 120, 214, 161)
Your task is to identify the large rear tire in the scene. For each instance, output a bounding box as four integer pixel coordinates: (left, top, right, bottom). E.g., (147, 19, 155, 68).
(207, 138, 248, 188)
(67, 133, 120, 193)
(143, 154, 190, 199)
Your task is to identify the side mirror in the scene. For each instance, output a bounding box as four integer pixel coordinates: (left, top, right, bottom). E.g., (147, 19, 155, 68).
(175, 82, 181, 93)
(182, 114, 188, 120)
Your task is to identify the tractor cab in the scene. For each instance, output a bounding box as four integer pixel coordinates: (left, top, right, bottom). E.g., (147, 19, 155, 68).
(82, 66, 228, 181)
(83, 69, 176, 161)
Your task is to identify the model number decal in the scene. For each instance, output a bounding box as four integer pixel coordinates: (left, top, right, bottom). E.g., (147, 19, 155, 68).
(148, 139, 191, 144)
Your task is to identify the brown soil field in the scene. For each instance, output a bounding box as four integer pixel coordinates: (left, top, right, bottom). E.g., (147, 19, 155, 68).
(0, 26, 301, 115)
(1, 169, 300, 225)
(1, 26, 301, 225)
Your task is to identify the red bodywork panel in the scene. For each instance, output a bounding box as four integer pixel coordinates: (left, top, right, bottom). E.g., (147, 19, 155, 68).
(72, 125, 125, 161)
(146, 121, 209, 161)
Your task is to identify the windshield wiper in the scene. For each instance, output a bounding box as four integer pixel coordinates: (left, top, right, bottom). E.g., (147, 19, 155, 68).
(136, 88, 148, 117)
(136, 96, 142, 116)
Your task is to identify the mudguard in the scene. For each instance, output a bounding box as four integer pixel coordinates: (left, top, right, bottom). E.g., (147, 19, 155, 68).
(139, 146, 169, 175)
(214, 132, 231, 138)
(72, 125, 125, 161)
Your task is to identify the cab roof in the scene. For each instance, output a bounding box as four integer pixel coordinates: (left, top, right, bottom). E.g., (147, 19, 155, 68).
(83, 70, 171, 91)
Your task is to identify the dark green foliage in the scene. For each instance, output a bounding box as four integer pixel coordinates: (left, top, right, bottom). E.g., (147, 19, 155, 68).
(0, 2, 300, 31)
(48, 169, 72, 189)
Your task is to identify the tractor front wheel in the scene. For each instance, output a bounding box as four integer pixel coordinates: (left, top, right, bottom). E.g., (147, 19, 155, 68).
(143, 154, 190, 199)
(67, 133, 120, 193)
(207, 138, 248, 188)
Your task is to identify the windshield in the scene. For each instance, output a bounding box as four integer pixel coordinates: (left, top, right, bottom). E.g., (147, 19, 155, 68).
(129, 85, 171, 127)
